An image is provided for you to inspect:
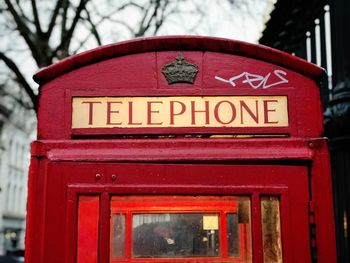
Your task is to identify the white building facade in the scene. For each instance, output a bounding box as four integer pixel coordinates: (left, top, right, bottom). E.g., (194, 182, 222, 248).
(0, 84, 35, 255)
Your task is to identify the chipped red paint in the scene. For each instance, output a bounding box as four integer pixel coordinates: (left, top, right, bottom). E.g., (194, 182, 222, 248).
(26, 36, 336, 263)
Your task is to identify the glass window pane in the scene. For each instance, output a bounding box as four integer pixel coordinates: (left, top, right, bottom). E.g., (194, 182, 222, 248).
(132, 213, 219, 258)
(261, 196, 283, 263)
(111, 214, 125, 258)
(227, 197, 252, 260)
(227, 213, 239, 257)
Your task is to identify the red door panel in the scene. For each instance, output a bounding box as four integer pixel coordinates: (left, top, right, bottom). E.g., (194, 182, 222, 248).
(47, 163, 310, 263)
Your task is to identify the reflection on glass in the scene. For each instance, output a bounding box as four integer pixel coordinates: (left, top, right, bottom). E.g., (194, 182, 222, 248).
(111, 214, 125, 258)
(227, 213, 239, 257)
(261, 196, 283, 263)
(227, 197, 252, 260)
(132, 213, 219, 258)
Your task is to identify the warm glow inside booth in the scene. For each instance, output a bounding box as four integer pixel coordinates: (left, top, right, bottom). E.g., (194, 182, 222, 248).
(25, 36, 336, 263)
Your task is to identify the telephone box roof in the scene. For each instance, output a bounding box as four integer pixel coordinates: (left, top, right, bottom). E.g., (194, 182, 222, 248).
(33, 36, 324, 85)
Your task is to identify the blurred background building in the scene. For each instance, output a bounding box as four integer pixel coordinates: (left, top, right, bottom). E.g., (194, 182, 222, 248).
(0, 83, 35, 255)
(260, 0, 350, 261)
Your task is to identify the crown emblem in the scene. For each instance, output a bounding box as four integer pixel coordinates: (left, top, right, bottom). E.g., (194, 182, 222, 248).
(162, 55, 199, 85)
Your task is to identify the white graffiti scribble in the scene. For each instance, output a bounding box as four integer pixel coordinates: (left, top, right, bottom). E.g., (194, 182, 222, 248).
(215, 69, 288, 89)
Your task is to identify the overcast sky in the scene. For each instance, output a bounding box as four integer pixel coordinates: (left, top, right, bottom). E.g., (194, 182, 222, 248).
(91, 0, 276, 45)
(1, 0, 276, 90)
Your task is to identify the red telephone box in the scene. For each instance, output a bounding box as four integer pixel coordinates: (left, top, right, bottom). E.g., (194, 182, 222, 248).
(26, 36, 337, 263)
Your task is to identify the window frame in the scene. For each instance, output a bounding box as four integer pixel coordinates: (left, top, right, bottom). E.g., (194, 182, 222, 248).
(110, 196, 250, 263)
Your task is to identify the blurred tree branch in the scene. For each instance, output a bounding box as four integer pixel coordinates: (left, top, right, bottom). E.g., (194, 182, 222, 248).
(0, 0, 244, 112)
(0, 51, 37, 110)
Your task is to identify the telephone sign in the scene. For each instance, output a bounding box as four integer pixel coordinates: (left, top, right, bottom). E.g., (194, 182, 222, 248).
(72, 96, 289, 129)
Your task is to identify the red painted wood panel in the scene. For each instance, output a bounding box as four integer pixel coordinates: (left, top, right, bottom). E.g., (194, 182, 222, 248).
(44, 160, 310, 262)
(77, 196, 99, 263)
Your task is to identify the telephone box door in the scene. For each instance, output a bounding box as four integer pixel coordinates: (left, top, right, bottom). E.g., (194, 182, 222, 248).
(59, 163, 311, 263)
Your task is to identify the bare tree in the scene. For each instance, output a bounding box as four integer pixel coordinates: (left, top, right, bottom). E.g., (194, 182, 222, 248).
(0, 0, 252, 112)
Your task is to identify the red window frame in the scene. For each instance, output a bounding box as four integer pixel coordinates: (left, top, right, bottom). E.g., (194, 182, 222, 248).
(110, 196, 251, 263)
